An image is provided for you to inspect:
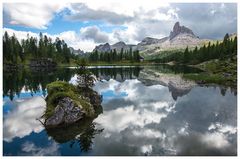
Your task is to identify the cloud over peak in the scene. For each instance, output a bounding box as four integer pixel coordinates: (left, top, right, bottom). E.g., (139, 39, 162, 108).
(3, 2, 237, 51)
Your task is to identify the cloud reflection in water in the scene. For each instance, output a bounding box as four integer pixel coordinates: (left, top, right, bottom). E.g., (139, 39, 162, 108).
(92, 79, 237, 156)
(3, 97, 46, 142)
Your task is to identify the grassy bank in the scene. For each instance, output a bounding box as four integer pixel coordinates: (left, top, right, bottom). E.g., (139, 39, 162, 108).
(183, 56, 237, 88)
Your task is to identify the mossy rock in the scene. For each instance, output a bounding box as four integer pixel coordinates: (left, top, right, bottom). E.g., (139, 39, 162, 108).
(44, 81, 99, 122)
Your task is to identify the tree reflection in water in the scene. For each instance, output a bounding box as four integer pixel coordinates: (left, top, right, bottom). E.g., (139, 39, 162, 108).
(45, 117, 103, 152)
(3, 65, 236, 101)
(3, 67, 143, 100)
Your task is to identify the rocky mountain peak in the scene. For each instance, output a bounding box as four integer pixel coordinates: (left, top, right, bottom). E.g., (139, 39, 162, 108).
(103, 43, 110, 47)
(112, 41, 126, 47)
(69, 47, 84, 55)
(169, 22, 195, 40)
(93, 42, 135, 53)
(93, 43, 111, 52)
(173, 22, 180, 30)
(139, 37, 161, 46)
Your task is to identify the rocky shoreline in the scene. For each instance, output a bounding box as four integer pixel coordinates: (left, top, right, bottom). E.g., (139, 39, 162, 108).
(29, 58, 57, 68)
(4, 58, 57, 72)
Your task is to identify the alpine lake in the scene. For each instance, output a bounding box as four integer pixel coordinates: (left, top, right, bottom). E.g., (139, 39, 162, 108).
(3, 64, 237, 156)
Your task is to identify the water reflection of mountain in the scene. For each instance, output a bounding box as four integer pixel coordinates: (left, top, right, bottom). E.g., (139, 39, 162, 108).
(3, 66, 237, 156)
(138, 68, 196, 100)
(92, 79, 237, 156)
(4, 65, 227, 101)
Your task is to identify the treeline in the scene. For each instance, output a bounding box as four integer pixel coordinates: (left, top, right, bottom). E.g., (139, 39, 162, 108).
(89, 48, 141, 62)
(155, 33, 237, 64)
(3, 31, 77, 64)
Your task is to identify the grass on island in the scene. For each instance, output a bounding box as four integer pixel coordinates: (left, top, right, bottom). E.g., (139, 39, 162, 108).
(44, 81, 95, 119)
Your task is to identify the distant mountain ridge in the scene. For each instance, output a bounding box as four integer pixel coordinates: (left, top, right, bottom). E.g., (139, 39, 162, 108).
(92, 22, 210, 55)
(93, 41, 136, 53)
(69, 47, 90, 57)
(137, 37, 169, 46)
(135, 22, 209, 56)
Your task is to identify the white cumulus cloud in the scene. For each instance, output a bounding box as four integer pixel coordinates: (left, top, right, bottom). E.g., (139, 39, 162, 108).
(3, 3, 67, 29)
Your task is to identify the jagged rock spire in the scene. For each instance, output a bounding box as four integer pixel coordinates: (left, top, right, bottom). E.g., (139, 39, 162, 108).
(169, 22, 195, 40)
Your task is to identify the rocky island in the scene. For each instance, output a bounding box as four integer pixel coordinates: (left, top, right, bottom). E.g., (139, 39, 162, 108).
(42, 59, 103, 128)
(43, 81, 102, 128)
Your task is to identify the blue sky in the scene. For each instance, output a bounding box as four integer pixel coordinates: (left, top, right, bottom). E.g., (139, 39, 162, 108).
(3, 1, 237, 51)
(3, 10, 126, 35)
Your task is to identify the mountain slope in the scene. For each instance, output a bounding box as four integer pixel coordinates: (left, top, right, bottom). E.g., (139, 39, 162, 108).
(92, 22, 213, 56)
(93, 41, 136, 53)
(138, 22, 211, 57)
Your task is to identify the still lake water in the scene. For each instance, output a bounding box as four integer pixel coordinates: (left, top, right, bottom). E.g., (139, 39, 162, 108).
(3, 65, 237, 156)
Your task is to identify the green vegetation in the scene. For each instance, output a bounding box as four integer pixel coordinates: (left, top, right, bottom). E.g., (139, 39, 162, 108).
(146, 33, 237, 87)
(3, 31, 78, 66)
(45, 81, 94, 119)
(152, 33, 237, 65)
(44, 59, 104, 120)
(3, 29, 237, 89)
(144, 49, 186, 61)
(89, 48, 141, 63)
(183, 57, 237, 87)
(76, 58, 96, 89)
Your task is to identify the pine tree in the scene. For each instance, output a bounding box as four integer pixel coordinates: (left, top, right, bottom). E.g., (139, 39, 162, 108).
(120, 48, 123, 61)
(233, 36, 237, 55)
(3, 31, 10, 62)
(113, 49, 117, 61)
(38, 32, 44, 58)
(183, 46, 190, 63)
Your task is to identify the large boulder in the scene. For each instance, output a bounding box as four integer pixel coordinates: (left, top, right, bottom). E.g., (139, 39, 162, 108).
(43, 81, 102, 128)
(45, 97, 85, 127)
